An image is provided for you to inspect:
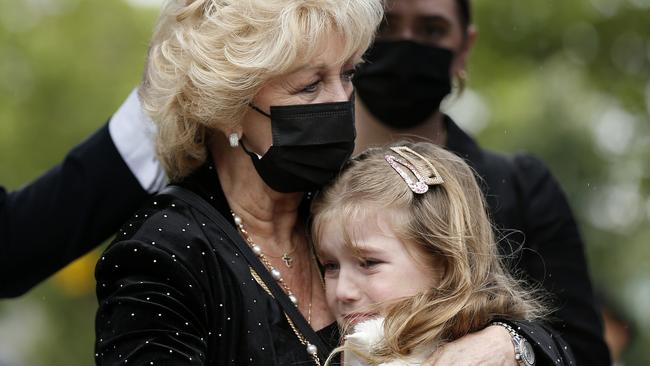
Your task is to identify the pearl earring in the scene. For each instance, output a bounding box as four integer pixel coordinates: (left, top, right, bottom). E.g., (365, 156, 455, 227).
(228, 133, 239, 148)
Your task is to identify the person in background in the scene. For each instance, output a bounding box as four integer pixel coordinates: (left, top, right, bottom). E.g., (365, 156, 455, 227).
(351, 0, 610, 364)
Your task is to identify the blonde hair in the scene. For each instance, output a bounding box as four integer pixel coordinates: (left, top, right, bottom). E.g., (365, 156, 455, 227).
(312, 142, 546, 364)
(139, 0, 384, 180)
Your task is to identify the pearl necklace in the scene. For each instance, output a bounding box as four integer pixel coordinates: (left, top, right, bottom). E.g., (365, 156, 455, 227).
(232, 212, 301, 306)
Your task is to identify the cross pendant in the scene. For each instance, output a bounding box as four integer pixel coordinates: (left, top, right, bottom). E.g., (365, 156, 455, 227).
(282, 253, 293, 268)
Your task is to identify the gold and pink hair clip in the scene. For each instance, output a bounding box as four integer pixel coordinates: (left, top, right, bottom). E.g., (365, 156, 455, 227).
(384, 146, 444, 194)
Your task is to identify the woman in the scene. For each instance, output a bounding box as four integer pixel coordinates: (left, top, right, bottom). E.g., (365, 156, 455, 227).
(352, 0, 610, 365)
(94, 0, 383, 365)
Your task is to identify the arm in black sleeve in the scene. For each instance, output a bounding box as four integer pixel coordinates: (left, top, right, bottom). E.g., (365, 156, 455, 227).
(513, 154, 610, 365)
(505, 319, 575, 366)
(0, 122, 149, 298)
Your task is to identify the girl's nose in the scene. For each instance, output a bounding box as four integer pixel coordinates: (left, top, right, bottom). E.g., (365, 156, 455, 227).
(335, 271, 361, 303)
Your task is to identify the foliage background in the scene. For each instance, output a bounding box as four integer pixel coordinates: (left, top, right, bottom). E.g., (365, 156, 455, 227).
(0, 0, 648, 364)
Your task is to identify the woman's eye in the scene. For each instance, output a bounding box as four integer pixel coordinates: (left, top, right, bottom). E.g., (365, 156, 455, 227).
(301, 80, 320, 93)
(341, 69, 356, 82)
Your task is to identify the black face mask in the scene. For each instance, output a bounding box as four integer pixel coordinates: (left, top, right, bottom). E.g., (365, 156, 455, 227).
(244, 97, 356, 193)
(354, 40, 453, 129)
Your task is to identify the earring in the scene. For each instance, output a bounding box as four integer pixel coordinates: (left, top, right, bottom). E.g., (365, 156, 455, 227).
(228, 133, 239, 148)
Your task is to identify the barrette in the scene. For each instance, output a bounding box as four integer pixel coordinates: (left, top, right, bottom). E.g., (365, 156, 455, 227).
(384, 146, 444, 194)
(389, 146, 444, 185)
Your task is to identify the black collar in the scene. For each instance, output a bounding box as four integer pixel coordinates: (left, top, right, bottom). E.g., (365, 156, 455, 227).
(444, 114, 487, 180)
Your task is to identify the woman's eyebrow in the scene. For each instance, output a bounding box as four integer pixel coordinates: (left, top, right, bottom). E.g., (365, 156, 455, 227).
(295, 54, 359, 73)
(298, 63, 354, 74)
(298, 63, 328, 72)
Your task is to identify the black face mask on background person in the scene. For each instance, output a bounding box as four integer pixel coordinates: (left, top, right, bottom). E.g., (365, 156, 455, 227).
(244, 96, 356, 193)
(354, 40, 453, 129)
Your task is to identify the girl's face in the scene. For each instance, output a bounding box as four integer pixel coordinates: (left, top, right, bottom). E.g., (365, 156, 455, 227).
(317, 212, 439, 328)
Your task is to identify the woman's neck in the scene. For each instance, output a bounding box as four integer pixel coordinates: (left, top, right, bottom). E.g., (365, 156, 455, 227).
(354, 101, 447, 154)
(210, 135, 304, 248)
(209, 134, 334, 330)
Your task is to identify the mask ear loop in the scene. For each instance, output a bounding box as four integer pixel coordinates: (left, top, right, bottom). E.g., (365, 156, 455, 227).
(249, 103, 271, 118)
(240, 139, 264, 160)
(243, 103, 271, 159)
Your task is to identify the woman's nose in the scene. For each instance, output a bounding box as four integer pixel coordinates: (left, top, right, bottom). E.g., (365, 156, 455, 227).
(320, 77, 352, 104)
(329, 83, 351, 103)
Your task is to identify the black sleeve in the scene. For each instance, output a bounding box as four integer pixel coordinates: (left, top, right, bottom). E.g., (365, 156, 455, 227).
(0, 122, 149, 298)
(504, 319, 575, 366)
(95, 238, 209, 366)
(512, 154, 610, 365)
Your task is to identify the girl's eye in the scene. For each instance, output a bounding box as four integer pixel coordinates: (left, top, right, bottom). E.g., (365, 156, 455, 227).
(359, 259, 382, 269)
(341, 69, 356, 82)
(322, 262, 340, 273)
(301, 80, 320, 93)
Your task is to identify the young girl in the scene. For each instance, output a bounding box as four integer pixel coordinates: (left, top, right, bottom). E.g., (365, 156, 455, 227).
(311, 142, 546, 365)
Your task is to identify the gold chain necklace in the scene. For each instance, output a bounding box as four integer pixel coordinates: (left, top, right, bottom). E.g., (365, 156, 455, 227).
(262, 238, 297, 268)
(266, 248, 297, 268)
(232, 211, 307, 307)
(232, 211, 320, 365)
(249, 269, 320, 365)
(233, 213, 296, 268)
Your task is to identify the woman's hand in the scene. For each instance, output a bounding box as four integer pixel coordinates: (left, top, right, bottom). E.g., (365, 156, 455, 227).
(423, 325, 517, 366)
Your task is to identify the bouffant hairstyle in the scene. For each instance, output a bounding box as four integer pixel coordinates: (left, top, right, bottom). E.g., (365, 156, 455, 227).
(140, 0, 384, 180)
(312, 142, 545, 364)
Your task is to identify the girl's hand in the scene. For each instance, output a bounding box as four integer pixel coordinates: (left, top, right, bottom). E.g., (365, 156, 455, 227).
(423, 325, 517, 366)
